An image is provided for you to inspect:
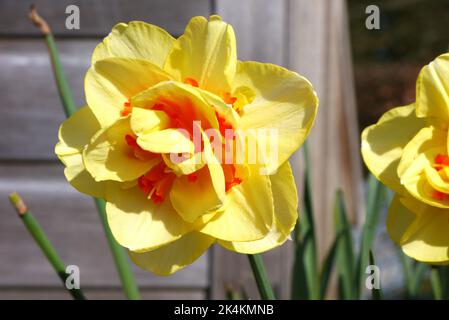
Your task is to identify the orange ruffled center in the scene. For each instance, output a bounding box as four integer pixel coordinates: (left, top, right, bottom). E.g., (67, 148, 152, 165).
(137, 162, 176, 204)
(123, 77, 243, 204)
(431, 154, 449, 200)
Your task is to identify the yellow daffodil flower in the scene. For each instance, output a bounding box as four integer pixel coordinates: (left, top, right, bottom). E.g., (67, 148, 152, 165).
(362, 53, 449, 265)
(55, 16, 318, 275)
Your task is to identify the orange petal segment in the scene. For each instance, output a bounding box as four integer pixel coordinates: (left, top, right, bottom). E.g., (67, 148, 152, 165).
(430, 154, 449, 200)
(125, 134, 157, 161)
(121, 98, 132, 116)
(138, 162, 176, 204)
(184, 77, 199, 87)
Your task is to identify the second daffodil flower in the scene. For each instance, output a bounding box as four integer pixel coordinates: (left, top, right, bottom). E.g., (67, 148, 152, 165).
(362, 53, 449, 265)
(55, 16, 318, 275)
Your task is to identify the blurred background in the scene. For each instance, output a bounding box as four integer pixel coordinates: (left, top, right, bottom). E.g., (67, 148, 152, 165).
(0, 0, 447, 299)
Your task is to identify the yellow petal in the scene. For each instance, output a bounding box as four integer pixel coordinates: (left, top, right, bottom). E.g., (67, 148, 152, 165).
(105, 184, 192, 252)
(61, 153, 106, 198)
(361, 104, 425, 194)
(398, 126, 449, 208)
(85, 57, 171, 127)
(166, 129, 225, 223)
(219, 162, 298, 253)
(398, 126, 446, 177)
(84, 117, 159, 182)
(234, 61, 318, 174)
(170, 152, 224, 223)
(233, 85, 256, 113)
(424, 163, 449, 194)
(199, 165, 273, 242)
(386, 194, 418, 244)
(164, 15, 237, 95)
(129, 231, 214, 275)
(56, 106, 101, 154)
(137, 128, 194, 154)
(130, 107, 170, 135)
(416, 53, 449, 124)
(268, 162, 298, 235)
(160, 125, 219, 176)
(401, 152, 449, 209)
(200, 88, 240, 128)
(55, 106, 106, 198)
(162, 152, 205, 175)
(399, 195, 449, 264)
(131, 80, 219, 129)
(92, 21, 175, 68)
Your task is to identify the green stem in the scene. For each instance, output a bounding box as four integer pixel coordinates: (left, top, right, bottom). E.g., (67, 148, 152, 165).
(430, 267, 443, 300)
(94, 199, 140, 300)
(30, 6, 140, 299)
(297, 141, 320, 299)
(247, 254, 276, 300)
(9, 193, 86, 300)
(45, 34, 77, 117)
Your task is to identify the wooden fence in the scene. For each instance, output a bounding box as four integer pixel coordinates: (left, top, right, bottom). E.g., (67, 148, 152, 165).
(0, 0, 362, 299)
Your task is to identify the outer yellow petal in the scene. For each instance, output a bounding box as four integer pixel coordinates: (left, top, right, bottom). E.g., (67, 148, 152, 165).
(129, 231, 214, 275)
(55, 106, 106, 198)
(85, 57, 171, 127)
(234, 61, 318, 174)
(361, 104, 425, 194)
(92, 21, 175, 67)
(56, 106, 101, 154)
(84, 117, 159, 182)
(399, 196, 449, 264)
(105, 184, 193, 252)
(386, 195, 418, 244)
(416, 53, 449, 124)
(268, 162, 298, 235)
(199, 165, 273, 242)
(219, 162, 298, 253)
(164, 16, 237, 95)
(60, 153, 106, 199)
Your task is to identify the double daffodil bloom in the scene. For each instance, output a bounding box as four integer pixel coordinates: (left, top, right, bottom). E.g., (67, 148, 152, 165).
(55, 16, 318, 275)
(362, 53, 449, 264)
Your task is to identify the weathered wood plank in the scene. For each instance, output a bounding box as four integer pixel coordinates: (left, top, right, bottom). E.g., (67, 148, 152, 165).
(0, 39, 94, 160)
(0, 164, 209, 288)
(287, 0, 364, 261)
(211, 0, 293, 300)
(0, 287, 205, 300)
(215, 0, 286, 65)
(0, 0, 210, 37)
(210, 245, 287, 300)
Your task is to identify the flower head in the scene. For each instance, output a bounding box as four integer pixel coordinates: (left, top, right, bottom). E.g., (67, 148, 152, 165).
(55, 16, 318, 275)
(362, 53, 449, 265)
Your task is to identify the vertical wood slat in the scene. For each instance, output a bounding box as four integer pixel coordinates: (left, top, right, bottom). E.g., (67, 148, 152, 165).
(287, 0, 364, 261)
(0, 0, 214, 299)
(211, 0, 292, 299)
